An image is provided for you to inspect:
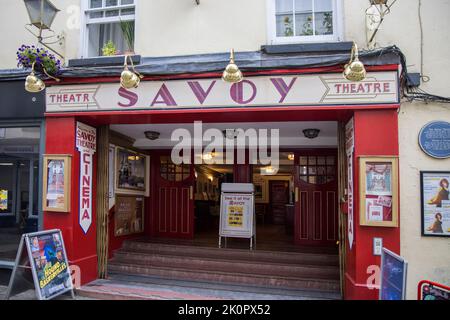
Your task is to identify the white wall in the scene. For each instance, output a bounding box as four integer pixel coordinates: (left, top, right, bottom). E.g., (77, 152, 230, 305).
(399, 102, 450, 300)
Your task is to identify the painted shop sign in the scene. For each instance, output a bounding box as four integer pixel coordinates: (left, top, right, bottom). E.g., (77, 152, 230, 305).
(76, 122, 97, 234)
(46, 72, 399, 113)
(419, 121, 450, 159)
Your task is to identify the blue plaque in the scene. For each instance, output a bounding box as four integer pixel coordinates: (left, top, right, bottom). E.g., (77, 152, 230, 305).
(419, 121, 450, 159)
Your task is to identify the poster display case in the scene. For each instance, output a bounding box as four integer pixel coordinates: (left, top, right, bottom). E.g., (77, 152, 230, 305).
(359, 156, 399, 227)
(42, 155, 71, 213)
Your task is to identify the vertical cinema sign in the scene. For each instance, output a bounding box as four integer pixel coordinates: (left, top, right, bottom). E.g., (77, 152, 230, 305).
(76, 122, 97, 234)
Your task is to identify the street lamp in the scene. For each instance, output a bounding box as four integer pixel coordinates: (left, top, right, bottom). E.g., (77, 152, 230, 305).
(24, 0, 59, 30)
(23, 0, 65, 59)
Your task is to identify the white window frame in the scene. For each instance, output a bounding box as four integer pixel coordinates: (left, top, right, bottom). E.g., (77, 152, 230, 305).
(79, 0, 139, 58)
(266, 0, 344, 45)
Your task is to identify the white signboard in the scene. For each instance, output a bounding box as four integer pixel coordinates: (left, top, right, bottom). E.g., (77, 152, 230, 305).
(46, 72, 399, 113)
(346, 118, 355, 250)
(76, 122, 97, 234)
(219, 184, 255, 249)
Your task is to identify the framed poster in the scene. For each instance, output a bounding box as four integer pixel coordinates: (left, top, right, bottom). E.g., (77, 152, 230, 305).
(421, 171, 450, 237)
(380, 248, 408, 300)
(359, 156, 399, 227)
(114, 195, 145, 236)
(116, 147, 147, 194)
(42, 155, 71, 213)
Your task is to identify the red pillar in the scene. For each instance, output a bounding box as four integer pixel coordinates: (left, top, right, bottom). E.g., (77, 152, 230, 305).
(44, 117, 98, 285)
(344, 109, 400, 300)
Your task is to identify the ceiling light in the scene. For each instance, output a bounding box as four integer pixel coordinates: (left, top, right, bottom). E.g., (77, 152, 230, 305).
(223, 129, 238, 140)
(144, 131, 160, 141)
(303, 129, 321, 139)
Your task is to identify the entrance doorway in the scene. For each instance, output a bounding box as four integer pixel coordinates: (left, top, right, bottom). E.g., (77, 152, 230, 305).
(153, 152, 195, 239)
(295, 151, 339, 246)
(0, 127, 42, 262)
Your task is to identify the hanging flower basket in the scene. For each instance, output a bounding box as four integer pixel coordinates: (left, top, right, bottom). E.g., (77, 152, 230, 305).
(16, 45, 62, 77)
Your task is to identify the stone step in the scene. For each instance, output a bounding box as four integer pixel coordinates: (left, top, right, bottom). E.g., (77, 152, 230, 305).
(108, 262, 341, 293)
(121, 241, 339, 267)
(112, 251, 340, 280)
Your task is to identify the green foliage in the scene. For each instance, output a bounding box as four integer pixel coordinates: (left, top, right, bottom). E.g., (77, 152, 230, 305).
(102, 41, 117, 56)
(120, 20, 135, 52)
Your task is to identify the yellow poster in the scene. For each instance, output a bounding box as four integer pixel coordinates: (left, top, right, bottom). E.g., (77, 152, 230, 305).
(0, 190, 7, 211)
(228, 206, 244, 227)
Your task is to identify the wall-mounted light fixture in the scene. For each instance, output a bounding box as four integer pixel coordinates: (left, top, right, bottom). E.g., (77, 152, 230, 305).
(121, 55, 144, 89)
(303, 129, 321, 140)
(25, 62, 45, 93)
(23, 0, 65, 59)
(24, 61, 60, 93)
(222, 49, 243, 84)
(288, 154, 295, 161)
(144, 131, 161, 141)
(343, 42, 366, 82)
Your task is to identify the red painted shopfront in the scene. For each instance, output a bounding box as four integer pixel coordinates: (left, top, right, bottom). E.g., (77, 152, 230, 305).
(42, 64, 401, 299)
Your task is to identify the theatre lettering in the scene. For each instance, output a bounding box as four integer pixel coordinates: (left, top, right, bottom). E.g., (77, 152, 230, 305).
(46, 72, 399, 113)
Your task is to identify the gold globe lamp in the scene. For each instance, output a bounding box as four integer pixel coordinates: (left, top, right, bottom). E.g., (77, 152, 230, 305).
(25, 62, 45, 93)
(222, 49, 243, 84)
(121, 55, 143, 89)
(343, 42, 367, 82)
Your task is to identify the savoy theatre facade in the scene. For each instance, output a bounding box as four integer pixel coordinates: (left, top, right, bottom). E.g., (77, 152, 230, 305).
(42, 47, 402, 300)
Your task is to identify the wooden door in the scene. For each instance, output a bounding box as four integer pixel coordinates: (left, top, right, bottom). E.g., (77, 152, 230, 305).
(153, 152, 194, 239)
(295, 151, 338, 246)
(269, 181, 290, 225)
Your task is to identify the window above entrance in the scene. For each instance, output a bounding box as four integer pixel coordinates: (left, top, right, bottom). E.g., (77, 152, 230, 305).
(267, 0, 343, 44)
(82, 0, 136, 57)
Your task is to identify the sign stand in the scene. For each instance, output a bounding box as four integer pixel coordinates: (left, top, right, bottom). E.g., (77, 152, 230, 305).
(219, 183, 256, 250)
(4, 230, 75, 300)
(379, 248, 408, 300)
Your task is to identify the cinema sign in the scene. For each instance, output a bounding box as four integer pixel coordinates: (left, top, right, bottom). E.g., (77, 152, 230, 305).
(46, 72, 399, 113)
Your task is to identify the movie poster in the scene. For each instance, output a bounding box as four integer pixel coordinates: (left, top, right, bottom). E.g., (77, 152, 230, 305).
(421, 172, 450, 237)
(114, 195, 144, 236)
(46, 160, 65, 210)
(0, 190, 8, 211)
(27, 231, 72, 300)
(116, 148, 146, 192)
(365, 162, 394, 223)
